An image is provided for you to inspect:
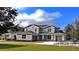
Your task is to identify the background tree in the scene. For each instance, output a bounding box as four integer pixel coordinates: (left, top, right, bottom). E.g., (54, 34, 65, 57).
(70, 22, 76, 41)
(64, 18, 79, 42)
(64, 24, 73, 40)
(11, 23, 24, 32)
(0, 7, 18, 33)
(74, 18, 79, 41)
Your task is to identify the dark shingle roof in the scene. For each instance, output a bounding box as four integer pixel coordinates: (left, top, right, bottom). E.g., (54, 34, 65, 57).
(25, 24, 56, 29)
(5, 31, 37, 35)
(16, 31, 37, 34)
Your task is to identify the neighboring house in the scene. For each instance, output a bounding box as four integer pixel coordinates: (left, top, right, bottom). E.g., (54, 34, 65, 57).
(2, 24, 65, 41)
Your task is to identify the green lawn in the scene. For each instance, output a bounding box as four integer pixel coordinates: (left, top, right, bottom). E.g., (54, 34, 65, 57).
(0, 44, 79, 51)
(0, 40, 16, 42)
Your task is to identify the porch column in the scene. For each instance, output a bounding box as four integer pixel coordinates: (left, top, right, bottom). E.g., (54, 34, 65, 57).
(51, 35, 54, 41)
(42, 35, 44, 40)
(37, 36, 39, 40)
(53, 35, 56, 41)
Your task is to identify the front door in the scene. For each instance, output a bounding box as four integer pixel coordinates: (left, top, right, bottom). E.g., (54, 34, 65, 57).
(32, 35, 37, 41)
(44, 35, 48, 41)
(39, 35, 42, 41)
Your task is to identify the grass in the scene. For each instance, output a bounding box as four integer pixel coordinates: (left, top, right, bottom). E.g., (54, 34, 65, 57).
(0, 40, 79, 51)
(0, 44, 23, 51)
(0, 40, 16, 42)
(0, 44, 79, 51)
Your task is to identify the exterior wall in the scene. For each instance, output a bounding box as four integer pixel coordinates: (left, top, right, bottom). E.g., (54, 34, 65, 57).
(4, 33, 17, 40)
(16, 34, 22, 40)
(3, 32, 65, 42)
(0, 34, 5, 40)
(25, 25, 39, 33)
(44, 26, 55, 33)
(25, 25, 55, 33)
(4, 33, 12, 39)
(16, 34, 32, 41)
(61, 35, 65, 41)
(26, 35, 32, 40)
(11, 34, 16, 40)
(53, 33, 65, 41)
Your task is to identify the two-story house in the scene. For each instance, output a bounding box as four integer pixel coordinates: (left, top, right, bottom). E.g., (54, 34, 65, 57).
(2, 24, 65, 41)
(24, 24, 65, 41)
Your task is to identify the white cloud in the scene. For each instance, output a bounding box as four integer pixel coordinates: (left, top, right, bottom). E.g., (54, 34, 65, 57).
(20, 21, 29, 27)
(16, 9, 45, 21)
(14, 9, 62, 27)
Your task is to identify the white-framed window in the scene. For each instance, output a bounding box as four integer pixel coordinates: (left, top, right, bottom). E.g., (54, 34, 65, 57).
(22, 34, 26, 39)
(48, 28, 51, 32)
(35, 28, 37, 32)
(5, 35, 9, 37)
(48, 35, 51, 39)
(5, 34, 11, 38)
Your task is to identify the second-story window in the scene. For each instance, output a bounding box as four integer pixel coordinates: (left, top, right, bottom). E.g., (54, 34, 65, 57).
(35, 28, 37, 32)
(48, 29, 51, 32)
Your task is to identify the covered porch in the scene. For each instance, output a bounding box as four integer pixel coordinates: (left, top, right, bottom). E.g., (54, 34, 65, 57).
(37, 33, 65, 41)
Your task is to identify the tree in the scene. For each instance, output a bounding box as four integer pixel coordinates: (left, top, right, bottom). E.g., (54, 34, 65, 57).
(74, 18, 79, 41)
(12, 25, 24, 32)
(0, 7, 18, 33)
(64, 24, 73, 40)
(64, 18, 79, 42)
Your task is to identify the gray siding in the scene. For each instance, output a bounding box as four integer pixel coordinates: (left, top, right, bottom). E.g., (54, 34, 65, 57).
(25, 25, 39, 33)
(25, 25, 55, 33)
(44, 26, 55, 33)
(4, 33, 16, 40)
(16, 34, 32, 40)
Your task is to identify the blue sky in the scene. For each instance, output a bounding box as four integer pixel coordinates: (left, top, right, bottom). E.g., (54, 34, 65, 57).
(16, 7, 79, 30)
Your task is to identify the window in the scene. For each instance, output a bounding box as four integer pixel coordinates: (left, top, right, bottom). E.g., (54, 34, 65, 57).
(5, 34, 11, 39)
(44, 35, 47, 39)
(48, 35, 51, 39)
(48, 29, 51, 32)
(5, 35, 10, 39)
(5, 35, 9, 37)
(22, 35, 26, 39)
(35, 28, 37, 32)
